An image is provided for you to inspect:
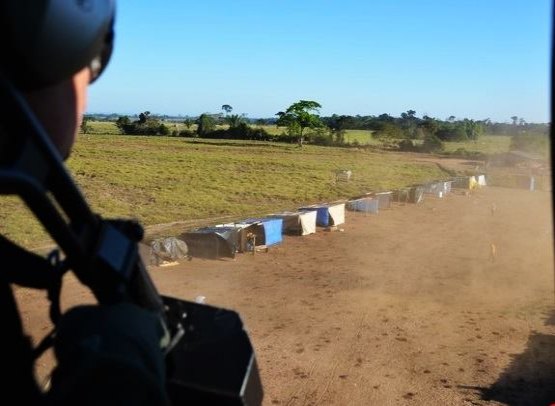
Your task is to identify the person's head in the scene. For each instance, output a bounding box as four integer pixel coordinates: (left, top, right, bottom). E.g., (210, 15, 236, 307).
(0, 0, 115, 158)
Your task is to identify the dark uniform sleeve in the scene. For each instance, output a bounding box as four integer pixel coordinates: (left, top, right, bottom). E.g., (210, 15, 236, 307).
(47, 303, 170, 406)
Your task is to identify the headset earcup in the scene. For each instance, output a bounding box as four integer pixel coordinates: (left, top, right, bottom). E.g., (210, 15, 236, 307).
(0, 0, 115, 90)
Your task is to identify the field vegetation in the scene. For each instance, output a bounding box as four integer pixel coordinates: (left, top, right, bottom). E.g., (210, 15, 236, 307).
(2, 134, 449, 246)
(7, 102, 547, 247)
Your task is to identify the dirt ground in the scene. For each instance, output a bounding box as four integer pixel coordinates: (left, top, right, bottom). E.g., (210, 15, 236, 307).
(16, 186, 555, 405)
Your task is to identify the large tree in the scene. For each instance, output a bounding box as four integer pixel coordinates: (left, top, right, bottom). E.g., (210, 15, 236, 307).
(276, 100, 323, 146)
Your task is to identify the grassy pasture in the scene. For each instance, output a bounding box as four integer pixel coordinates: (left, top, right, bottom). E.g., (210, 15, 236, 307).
(1, 134, 449, 246)
(442, 135, 512, 155)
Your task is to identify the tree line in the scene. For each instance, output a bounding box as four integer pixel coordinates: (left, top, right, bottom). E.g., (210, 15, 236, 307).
(86, 101, 548, 153)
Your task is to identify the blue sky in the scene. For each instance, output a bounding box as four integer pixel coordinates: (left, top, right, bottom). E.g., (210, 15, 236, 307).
(88, 0, 551, 123)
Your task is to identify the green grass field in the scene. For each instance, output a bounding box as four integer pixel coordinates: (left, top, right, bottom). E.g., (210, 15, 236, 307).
(1, 134, 452, 246)
(442, 135, 512, 155)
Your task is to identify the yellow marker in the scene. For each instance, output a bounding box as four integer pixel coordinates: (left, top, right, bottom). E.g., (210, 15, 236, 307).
(490, 243, 497, 262)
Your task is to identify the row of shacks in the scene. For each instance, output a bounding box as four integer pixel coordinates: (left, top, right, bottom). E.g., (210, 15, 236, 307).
(150, 174, 487, 263)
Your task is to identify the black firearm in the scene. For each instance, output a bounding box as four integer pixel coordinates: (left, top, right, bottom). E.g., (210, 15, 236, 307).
(0, 73, 263, 405)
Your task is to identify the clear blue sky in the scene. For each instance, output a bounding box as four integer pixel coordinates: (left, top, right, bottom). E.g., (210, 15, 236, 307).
(87, 0, 552, 123)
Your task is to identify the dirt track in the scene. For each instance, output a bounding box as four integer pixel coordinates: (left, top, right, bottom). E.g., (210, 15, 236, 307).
(17, 186, 555, 405)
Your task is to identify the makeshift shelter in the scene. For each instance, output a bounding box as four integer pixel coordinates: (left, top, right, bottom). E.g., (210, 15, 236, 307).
(439, 180, 453, 194)
(268, 211, 317, 236)
(452, 176, 478, 190)
(409, 186, 425, 203)
(215, 222, 265, 252)
(233, 218, 284, 247)
(392, 188, 410, 203)
(346, 197, 379, 214)
(423, 181, 445, 197)
(511, 175, 536, 191)
(393, 186, 425, 204)
(149, 237, 189, 265)
(371, 191, 392, 209)
(299, 203, 345, 227)
(181, 227, 238, 259)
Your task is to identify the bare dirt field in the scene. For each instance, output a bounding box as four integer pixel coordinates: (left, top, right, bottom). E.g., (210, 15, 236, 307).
(17, 186, 555, 405)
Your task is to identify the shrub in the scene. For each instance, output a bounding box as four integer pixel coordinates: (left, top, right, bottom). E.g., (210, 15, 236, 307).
(398, 139, 415, 152)
(510, 134, 549, 155)
(197, 123, 272, 141)
(420, 134, 444, 153)
(179, 129, 196, 138)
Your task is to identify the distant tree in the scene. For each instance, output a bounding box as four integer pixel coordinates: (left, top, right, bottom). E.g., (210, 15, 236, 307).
(403, 110, 416, 119)
(158, 123, 170, 136)
(326, 115, 351, 145)
(377, 113, 395, 122)
(420, 116, 439, 137)
(373, 122, 408, 139)
(510, 116, 519, 126)
(436, 123, 467, 141)
(183, 117, 194, 129)
(519, 118, 526, 126)
(447, 115, 456, 122)
(221, 104, 233, 115)
(197, 113, 216, 136)
(115, 115, 131, 133)
(399, 110, 419, 138)
(80, 116, 91, 134)
(462, 119, 484, 140)
(276, 100, 323, 146)
(116, 112, 170, 136)
(225, 114, 245, 128)
(138, 111, 151, 124)
(420, 133, 444, 153)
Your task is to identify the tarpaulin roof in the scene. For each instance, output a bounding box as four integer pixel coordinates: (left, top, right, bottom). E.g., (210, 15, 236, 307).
(268, 211, 317, 236)
(216, 222, 265, 252)
(181, 226, 238, 259)
(393, 186, 424, 204)
(299, 203, 345, 227)
(149, 237, 189, 265)
(237, 218, 284, 247)
(371, 191, 392, 209)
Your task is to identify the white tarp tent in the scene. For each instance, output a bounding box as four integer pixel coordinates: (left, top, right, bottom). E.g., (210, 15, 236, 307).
(269, 211, 317, 235)
(476, 174, 487, 186)
(328, 203, 345, 226)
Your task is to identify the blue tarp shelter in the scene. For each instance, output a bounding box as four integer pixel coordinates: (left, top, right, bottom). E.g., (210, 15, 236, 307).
(239, 218, 283, 246)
